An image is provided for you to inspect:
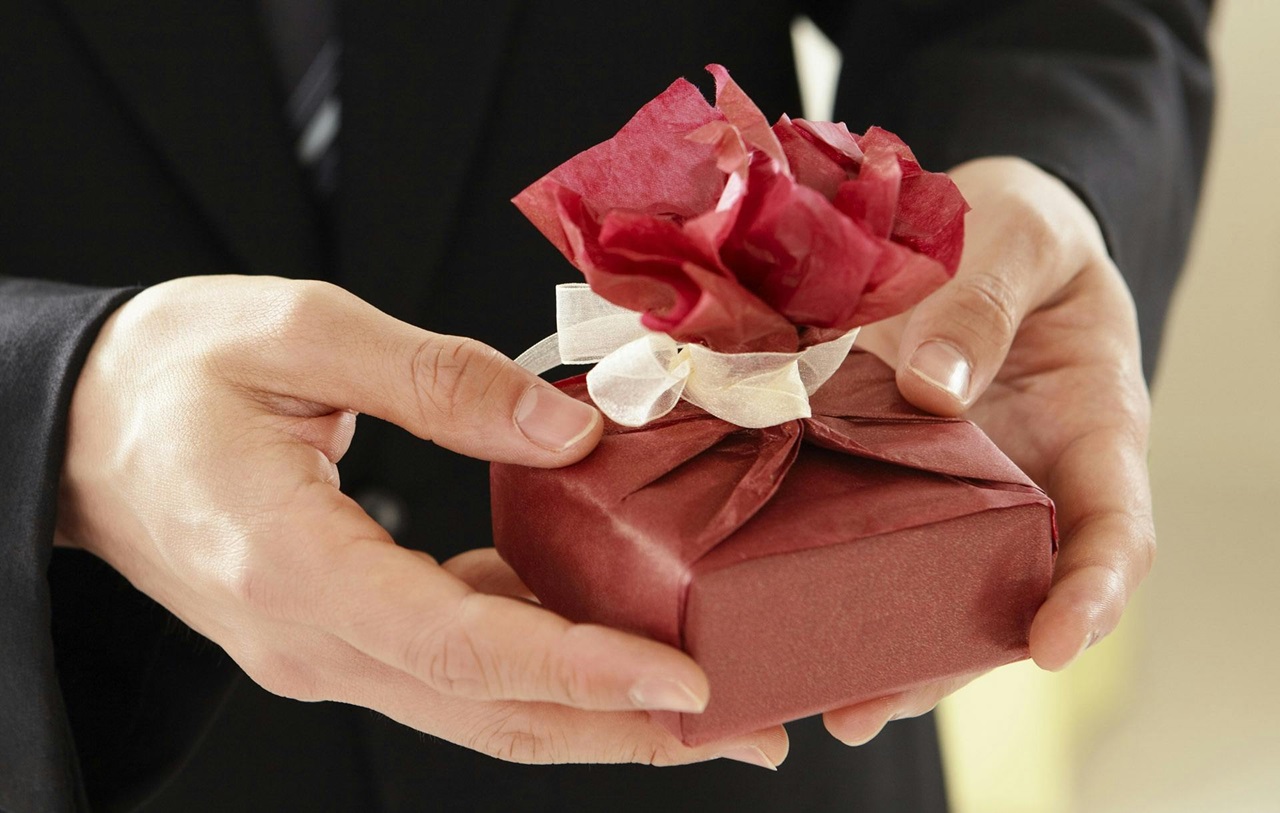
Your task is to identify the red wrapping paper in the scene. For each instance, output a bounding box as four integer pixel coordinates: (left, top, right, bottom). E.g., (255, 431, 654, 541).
(492, 65, 1055, 744)
(492, 350, 1056, 745)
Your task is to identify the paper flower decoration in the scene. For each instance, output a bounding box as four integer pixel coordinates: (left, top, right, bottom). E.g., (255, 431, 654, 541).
(515, 64, 970, 354)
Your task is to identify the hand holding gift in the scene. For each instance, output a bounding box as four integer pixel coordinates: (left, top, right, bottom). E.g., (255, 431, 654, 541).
(491, 65, 1157, 746)
(829, 156, 1154, 744)
(56, 275, 790, 770)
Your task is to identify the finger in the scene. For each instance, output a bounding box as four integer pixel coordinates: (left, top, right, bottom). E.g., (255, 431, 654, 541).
(236, 622, 785, 769)
(420, 695, 790, 770)
(895, 159, 1092, 415)
(822, 673, 978, 746)
(442, 548, 538, 601)
(823, 693, 902, 746)
(278, 484, 710, 713)
(248, 280, 601, 466)
(1030, 426, 1154, 671)
(894, 234, 1052, 416)
(302, 636, 789, 769)
(895, 276, 1024, 416)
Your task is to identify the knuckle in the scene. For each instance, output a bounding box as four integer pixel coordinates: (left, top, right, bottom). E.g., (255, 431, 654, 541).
(1127, 380, 1153, 430)
(415, 597, 596, 707)
(625, 739, 681, 767)
(466, 707, 565, 764)
(1134, 524, 1158, 579)
(409, 335, 510, 424)
(987, 180, 1069, 277)
(408, 606, 497, 698)
(485, 729, 548, 764)
(552, 652, 595, 709)
(222, 553, 317, 627)
(955, 272, 1020, 349)
(208, 279, 344, 381)
(224, 556, 276, 615)
(218, 501, 343, 626)
(545, 625, 596, 708)
(1014, 194, 1061, 268)
(256, 280, 342, 346)
(903, 696, 942, 718)
(218, 505, 319, 622)
(237, 646, 327, 702)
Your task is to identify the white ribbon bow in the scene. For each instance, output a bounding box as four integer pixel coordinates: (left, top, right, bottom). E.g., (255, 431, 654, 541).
(514, 284, 858, 429)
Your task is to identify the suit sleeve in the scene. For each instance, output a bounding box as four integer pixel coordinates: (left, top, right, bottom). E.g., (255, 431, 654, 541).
(0, 278, 136, 812)
(1, 277, 244, 813)
(806, 0, 1215, 380)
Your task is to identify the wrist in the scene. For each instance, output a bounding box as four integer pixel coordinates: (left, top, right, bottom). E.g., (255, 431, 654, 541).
(55, 301, 125, 556)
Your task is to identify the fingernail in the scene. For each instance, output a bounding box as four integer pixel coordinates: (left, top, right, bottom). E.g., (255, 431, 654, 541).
(908, 341, 971, 402)
(514, 385, 599, 451)
(628, 677, 707, 713)
(717, 745, 777, 771)
(1063, 632, 1096, 670)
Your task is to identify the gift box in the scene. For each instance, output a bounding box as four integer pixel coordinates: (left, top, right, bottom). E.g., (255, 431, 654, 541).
(491, 64, 1056, 744)
(491, 348, 1056, 744)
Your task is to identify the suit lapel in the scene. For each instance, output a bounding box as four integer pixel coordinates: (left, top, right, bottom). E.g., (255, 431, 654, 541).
(55, 0, 325, 279)
(337, 1, 519, 324)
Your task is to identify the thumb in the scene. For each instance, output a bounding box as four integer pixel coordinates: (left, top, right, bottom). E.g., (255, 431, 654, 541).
(895, 156, 1101, 417)
(252, 282, 602, 466)
(894, 266, 1034, 417)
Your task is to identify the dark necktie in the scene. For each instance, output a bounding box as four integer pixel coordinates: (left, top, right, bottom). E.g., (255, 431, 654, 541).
(259, 0, 340, 199)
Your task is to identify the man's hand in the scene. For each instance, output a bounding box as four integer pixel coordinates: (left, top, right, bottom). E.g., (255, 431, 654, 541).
(56, 276, 787, 769)
(824, 157, 1154, 744)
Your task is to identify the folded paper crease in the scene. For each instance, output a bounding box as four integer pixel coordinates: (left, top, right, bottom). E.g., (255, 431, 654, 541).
(492, 351, 1057, 744)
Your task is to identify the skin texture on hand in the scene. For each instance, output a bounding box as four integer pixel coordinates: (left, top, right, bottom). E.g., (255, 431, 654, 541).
(55, 276, 788, 770)
(825, 157, 1155, 744)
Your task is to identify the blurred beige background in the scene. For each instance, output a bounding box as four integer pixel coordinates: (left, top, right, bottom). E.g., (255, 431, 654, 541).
(794, 3, 1279, 810)
(1072, 0, 1280, 810)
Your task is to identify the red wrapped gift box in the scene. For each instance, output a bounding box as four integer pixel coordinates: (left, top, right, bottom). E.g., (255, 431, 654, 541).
(491, 349, 1056, 745)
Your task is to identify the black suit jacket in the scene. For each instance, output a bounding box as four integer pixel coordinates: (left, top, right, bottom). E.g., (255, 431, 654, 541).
(1, 2, 1213, 811)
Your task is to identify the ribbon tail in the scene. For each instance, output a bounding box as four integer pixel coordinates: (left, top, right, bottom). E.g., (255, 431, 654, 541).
(798, 328, 859, 395)
(514, 334, 565, 376)
(684, 361, 812, 429)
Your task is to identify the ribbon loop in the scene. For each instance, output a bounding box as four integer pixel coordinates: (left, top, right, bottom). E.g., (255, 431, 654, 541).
(517, 283, 857, 428)
(588, 334, 690, 427)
